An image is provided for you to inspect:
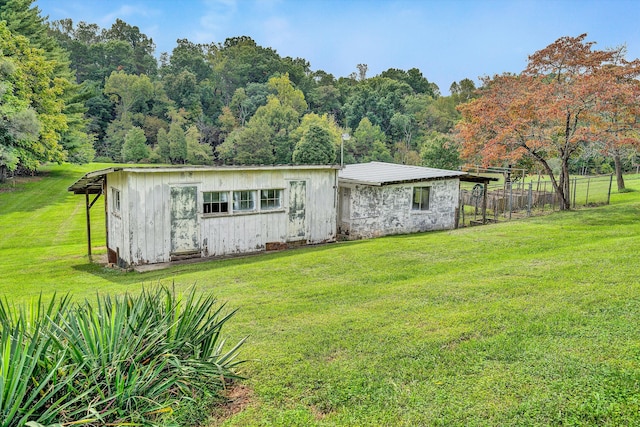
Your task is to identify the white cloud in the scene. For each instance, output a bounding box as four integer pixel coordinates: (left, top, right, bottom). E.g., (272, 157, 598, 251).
(101, 5, 143, 25)
(262, 16, 291, 48)
(195, 0, 238, 43)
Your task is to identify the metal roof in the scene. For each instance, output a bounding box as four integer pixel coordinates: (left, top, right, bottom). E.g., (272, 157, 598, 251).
(338, 162, 467, 186)
(68, 167, 117, 194)
(68, 164, 340, 194)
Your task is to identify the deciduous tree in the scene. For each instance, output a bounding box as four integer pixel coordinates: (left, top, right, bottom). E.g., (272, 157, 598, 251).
(351, 117, 388, 163)
(457, 34, 630, 209)
(267, 73, 307, 115)
(104, 71, 154, 122)
(420, 132, 461, 170)
(0, 21, 67, 178)
(591, 54, 640, 189)
(292, 124, 335, 164)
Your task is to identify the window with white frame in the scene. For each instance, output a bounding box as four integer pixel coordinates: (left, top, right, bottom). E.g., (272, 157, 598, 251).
(412, 186, 430, 211)
(260, 189, 282, 210)
(112, 188, 121, 213)
(203, 191, 229, 214)
(233, 190, 256, 211)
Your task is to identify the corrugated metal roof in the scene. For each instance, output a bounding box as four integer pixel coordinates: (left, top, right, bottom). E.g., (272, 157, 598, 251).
(338, 162, 466, 186)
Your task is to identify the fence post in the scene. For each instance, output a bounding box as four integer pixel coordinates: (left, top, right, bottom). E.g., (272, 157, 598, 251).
(572, 177, 578, 209)
(527, 182, 532, 216)
(508, 182, 513, 220)
(585, 177, 591, 206)
(607, 174, 613, 204)
(482, 182, 488, 224)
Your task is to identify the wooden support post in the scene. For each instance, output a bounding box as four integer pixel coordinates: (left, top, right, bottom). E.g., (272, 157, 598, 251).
(85, 191, 92, 258)
(84, 189, 102, 260)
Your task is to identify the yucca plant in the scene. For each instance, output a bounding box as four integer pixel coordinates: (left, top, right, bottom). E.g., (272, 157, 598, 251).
(0, 287, 245, 426)
(48, 285, 246, 426)
(140, 286, 246, 391)
(0, 295, 85, 427)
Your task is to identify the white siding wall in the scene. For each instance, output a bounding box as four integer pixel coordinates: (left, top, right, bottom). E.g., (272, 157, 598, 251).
(107, 168, 337, 266)
(105, 172, 126, 264)
(341, 178, 459, 239)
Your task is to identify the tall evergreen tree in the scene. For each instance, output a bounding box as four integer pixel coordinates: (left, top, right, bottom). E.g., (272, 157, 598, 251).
(155, 127, 171, 163)
(168, 122, 187, 164)
(121, 126, 149, 162)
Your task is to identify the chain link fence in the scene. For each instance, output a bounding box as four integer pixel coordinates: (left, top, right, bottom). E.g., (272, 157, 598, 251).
(458, 174, 615, 226)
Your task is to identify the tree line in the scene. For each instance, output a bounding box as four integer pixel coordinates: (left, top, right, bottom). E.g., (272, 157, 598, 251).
(1, 0, 638, 209)
(0, 0, 469, 179)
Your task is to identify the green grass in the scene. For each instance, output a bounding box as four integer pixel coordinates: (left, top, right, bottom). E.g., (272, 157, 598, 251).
(2, 163, 640, 426)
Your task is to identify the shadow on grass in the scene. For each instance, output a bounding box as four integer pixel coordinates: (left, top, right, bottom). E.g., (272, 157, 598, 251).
(70, 239, 372, 284)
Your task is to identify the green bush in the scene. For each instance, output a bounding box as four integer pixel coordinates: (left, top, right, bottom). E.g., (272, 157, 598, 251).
(599, 162, 614, 174)
(0, 286, 245, 426)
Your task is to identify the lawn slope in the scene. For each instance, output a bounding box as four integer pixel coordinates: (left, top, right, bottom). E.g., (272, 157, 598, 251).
(1, 165, 639, 426)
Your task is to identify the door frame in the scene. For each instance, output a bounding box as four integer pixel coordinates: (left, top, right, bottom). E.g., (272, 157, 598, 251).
(169, 184, 200, 256)
(286, 179, 308, 242)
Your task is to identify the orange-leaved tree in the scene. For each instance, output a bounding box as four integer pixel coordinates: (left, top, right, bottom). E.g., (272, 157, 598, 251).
(591, 53, 640, 190)
(457, 34, 638, 209)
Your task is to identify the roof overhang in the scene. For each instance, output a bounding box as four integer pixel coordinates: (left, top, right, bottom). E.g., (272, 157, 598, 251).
(68, 167, 120, 194)
(68, 164, 341, 194)
(339, 175, 464, 187)
(459, 175, 499, 184)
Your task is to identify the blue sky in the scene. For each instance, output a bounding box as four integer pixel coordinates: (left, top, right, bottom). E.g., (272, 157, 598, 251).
(36, 0, 640, 94)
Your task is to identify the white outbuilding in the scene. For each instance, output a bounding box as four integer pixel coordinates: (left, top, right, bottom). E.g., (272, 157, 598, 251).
(69, 165, 339, 267)
(337, 162, 466, 239)
(69, 162, 486, 268)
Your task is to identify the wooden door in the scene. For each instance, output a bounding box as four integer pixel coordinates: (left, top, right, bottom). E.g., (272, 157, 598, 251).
(287, 180, 307, 241)
(170, 186, 199, 254)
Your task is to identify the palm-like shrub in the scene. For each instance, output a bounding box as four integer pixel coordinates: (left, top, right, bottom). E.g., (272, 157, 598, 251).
(0, 286, 245, 427)
(0, 295, 86, 427)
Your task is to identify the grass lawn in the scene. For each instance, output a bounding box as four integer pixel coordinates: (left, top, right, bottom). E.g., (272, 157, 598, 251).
(1, 164, 640, 426)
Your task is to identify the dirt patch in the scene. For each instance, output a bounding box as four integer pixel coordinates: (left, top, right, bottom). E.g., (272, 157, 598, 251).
(310, 404, 334, 420)
(207, 384, 254, 426)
